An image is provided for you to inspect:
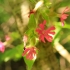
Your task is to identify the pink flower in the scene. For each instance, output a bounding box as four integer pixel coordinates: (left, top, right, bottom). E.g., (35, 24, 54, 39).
(36, 20, 55, 43)
(23, 35, 28, 43)
(60, 7, 70, 26)
(5, 35, 11, 41)
(22, 47, 37, 60)
(0, 42, 5, 53)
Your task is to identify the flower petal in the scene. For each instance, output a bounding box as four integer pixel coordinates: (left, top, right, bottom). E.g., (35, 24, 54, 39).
(39, 34, 45, 43)
(63, 7, 70, 13)
(60, 19, 64, 26)
(39, 23, 45, 30)
(45, 35, 53, 42)
(26, 52, 33, 60)
(36, 28, 42, 34)
(22, 48, 30, 56)
(45, 26, 55, 33)
(39, 20, 46, 30)
(61, 14, 69, 20)
(43, 20, 46, 25)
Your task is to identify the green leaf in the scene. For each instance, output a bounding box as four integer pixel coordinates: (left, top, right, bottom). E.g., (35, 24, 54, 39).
(25, 28, 36, 46)
(12, 44, 23, 61)
(30, 36, 36, 45)
(54, 0, 70, 10)
(10, 32, 20, 40)
(28, 14, 36, 28)
(0, 0, 4, 4)
(29, 0, 36, 5)
(63, 23, 70, 29)
(41, 12, 49, 21)
(0, 44, 23, 63)
(53, 22, 62, 44)
(24, 57, 35, 70)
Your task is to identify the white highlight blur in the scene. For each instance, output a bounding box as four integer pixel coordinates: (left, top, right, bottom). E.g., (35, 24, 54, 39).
(54, 42, 70, 63)
(33, 54, 37, 60)
(34, 0, 43, 11)
(48, 33, 54, 38)
(4, 57, 10, 62)
(21, 1, 29, 26)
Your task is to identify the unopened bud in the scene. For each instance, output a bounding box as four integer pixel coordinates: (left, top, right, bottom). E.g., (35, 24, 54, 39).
(23, 35, 28, 47)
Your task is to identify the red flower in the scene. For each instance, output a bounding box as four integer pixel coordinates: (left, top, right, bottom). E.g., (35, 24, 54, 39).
(60, 7, 70, 26)
(36, 20, 55, 43)
(0, 42, 5, 53)
(22, 47, 37, 60)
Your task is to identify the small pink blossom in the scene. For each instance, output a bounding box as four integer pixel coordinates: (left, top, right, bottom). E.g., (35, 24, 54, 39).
(0, 42, 5, 53)
(23, 35, 28, 43)
(5, 35, 11, 41)
(60, 7, 70, 26)
(23, 35, 28, 47)
(36, 20, 55, 43)
(22, 47, 37, 60)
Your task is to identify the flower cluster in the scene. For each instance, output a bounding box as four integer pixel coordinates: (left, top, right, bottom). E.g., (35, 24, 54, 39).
(36, 20, 55, 43)
(22, 20, 56, 60)
(22, 35, 37, 60)
(22, 6, 70, 60)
